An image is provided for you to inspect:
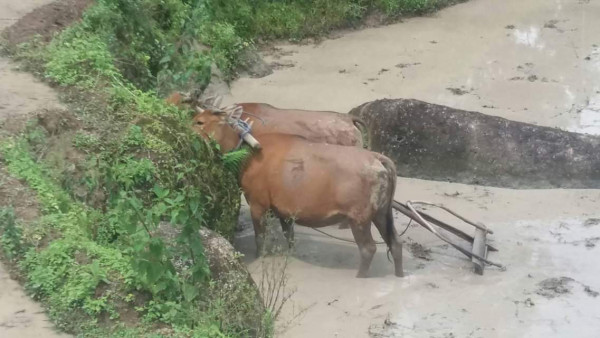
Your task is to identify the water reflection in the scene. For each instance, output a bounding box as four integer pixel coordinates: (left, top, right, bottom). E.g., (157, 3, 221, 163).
(569, 92, 600, 135)
(513, 26, 546, 50)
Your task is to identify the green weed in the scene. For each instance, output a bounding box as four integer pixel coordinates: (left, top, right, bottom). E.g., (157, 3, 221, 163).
(0, 208, 25, 260)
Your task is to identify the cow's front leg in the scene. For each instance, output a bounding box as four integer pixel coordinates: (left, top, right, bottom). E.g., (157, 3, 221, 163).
(250, 204, 268, 257)
(279, 217, 295, 249)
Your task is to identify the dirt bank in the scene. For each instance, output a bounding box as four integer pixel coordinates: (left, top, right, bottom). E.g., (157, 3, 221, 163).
(228, 0, 600, 336)
(0, 0, 70, 336)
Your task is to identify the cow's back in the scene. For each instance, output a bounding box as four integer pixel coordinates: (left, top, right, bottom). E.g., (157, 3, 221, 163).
(241, 134, 385, 223)
(239, 103, 362, 147)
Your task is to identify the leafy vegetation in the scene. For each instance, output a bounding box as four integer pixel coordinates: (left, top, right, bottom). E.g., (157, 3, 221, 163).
(0, 115, 268, 336)
(0, 0, 464, 336)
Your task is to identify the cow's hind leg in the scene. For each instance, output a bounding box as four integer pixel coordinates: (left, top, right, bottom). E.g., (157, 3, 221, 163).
(250, 204, 268, 257)
(350, 222, 377, 278)
(373, 209, 404, 277)
(279, 217, 294, 249)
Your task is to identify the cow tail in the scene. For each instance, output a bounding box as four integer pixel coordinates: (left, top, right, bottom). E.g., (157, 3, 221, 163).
(377, 155, 397, 251)
(351, 117, 371, 149)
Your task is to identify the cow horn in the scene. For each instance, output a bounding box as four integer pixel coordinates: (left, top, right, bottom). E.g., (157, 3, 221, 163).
(195, 106, 205, 113)
(213, 96, 223, 108)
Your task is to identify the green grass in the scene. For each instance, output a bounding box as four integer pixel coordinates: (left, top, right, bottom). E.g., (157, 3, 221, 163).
(0, 121, 266, 336)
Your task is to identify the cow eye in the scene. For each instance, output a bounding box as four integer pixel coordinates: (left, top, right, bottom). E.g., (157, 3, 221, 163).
(196, 121, 204, 125)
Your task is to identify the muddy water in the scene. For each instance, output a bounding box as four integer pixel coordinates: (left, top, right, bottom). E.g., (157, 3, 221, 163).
(237, 180, 600, 338)
(228, 0, 600, 337)
(228, 0, 600, 135)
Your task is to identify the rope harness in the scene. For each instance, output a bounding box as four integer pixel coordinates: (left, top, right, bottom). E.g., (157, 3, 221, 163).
(232, 118, 253, 150)
(309, 218, 413, 245)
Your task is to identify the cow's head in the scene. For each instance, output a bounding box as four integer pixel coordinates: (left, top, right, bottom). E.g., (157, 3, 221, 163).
(192, 106, 241, 152)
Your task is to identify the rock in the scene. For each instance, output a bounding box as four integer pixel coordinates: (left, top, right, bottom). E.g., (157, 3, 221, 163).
(349, 99, 600, 189)
(189, 42, 230, 99)
(200, 64, 230, 99)
(156, 222, 255, 283)
(155, 223, 266, 335)
(198, 227, 251, 281)
(236, 48, 273, 79)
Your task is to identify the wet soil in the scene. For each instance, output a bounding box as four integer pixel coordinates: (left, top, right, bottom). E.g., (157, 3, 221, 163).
(1, 0, 93, 46)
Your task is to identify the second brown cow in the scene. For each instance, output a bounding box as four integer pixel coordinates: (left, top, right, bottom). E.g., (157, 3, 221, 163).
(166, 92, 369, 148)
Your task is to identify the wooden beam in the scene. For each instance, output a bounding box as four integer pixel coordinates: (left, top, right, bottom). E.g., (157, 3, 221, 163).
(392, 200, 498, 252)
(472, 228, 487, 275)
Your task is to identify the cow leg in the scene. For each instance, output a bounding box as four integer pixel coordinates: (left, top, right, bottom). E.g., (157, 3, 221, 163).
(250, 204, 268, 257)
(350, 222, 377, 278)
(338, 223, 349, 229)
(373, 210, 404, 277)
(279, 217, 294, 249)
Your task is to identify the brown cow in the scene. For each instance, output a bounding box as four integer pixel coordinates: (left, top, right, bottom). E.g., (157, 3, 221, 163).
(193, 109, 403, 278)
(217, 102, 369, 148)
(166, 92, 369, 148)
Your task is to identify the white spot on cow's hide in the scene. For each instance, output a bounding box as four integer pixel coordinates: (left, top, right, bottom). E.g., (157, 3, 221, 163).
(364, 160, 389, 209)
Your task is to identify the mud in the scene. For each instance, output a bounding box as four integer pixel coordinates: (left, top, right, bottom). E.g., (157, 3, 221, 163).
(406, 241, 432, 261)
(536, 277, 575, 298)
(536, 276, 599, 299)
(228, 0, 600, 336)
(0, 167, 40, 222)
(0, 58, 64, 122)
(1, 0, 92, 46)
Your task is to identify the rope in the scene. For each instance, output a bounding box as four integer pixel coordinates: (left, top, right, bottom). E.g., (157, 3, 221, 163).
(233, 118, 252, 150)
(308, 217, 412, 245)
(310, 228, 373, 244)
(398, 219, 413, 237)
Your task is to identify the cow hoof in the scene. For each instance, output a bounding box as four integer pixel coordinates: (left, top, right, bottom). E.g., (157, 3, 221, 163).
(356, 271, 369, 278)
(395, 270, 404, 278)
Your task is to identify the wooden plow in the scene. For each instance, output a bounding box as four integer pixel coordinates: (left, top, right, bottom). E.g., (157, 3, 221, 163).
(392, 200, 503, 275)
